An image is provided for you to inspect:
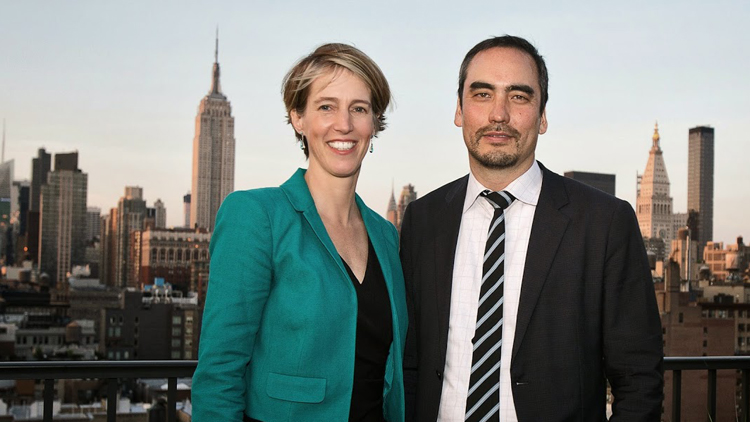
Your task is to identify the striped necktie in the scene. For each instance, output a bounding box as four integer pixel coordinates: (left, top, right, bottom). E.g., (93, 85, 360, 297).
(465, 190, 516, 422)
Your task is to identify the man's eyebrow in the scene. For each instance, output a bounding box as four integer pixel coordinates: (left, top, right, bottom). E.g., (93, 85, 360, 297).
(469, 81, 495, 91)
(507, 84, 535, 96)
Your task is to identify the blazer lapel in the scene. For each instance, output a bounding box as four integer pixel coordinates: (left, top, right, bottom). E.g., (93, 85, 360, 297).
(435, 176, 469, 355)
(280, 168, 350, 281)
(512, 164, 570, 361)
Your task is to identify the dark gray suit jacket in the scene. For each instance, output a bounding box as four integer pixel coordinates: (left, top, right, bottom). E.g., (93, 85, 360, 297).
(400, 163, 663, 421)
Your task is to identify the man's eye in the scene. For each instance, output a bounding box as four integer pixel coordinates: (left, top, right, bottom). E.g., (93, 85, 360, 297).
(319, 105, 332, 111)
(353, 106, 368, 113)
(475, 92, 491, 98)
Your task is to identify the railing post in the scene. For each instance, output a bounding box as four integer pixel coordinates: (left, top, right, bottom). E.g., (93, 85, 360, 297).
(107, 378, 117, 422)
(743, 369, 750, 422)
(168, 377, 177, 422)
(43, 378, 54, 422)
(707, 369, 717, 422)
(672, 369, 681, 422)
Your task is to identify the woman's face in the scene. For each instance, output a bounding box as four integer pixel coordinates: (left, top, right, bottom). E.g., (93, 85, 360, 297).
(291, 68, 374, 179)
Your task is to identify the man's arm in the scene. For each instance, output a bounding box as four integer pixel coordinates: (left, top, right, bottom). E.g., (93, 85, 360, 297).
(400, 203, 418, 422)
(603, 200, 664, 420)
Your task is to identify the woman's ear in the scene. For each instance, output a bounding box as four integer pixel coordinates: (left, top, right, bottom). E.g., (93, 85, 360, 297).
(290, 109, 304, 134)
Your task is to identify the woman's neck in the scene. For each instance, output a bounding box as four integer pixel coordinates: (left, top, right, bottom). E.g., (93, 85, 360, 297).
(304, 165, 360, 227)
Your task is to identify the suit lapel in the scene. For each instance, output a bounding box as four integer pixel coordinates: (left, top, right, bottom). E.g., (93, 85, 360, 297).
(512, 164, 570, 360)
(435, 176, 469, 355)
(280, 169, 350, 281)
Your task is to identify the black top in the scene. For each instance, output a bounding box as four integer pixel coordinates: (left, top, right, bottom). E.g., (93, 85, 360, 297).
(341, 240, 393, 422)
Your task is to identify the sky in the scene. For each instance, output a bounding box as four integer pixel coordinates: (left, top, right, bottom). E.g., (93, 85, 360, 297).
(2, 0, 748, 245)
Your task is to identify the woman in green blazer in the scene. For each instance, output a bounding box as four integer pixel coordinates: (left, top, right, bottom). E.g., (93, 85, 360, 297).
(192, 43, 407, 422)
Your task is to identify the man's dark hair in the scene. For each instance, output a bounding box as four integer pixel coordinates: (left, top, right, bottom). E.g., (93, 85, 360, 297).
(458, 35, 549, 114)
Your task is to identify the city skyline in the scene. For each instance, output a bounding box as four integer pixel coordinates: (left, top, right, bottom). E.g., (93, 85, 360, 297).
(2, 1, 748, 244)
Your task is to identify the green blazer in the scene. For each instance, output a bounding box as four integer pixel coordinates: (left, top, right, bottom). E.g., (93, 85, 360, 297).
(192, 169, 407, 422)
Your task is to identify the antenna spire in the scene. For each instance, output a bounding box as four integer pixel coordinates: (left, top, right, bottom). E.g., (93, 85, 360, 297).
(215, 26, 219, 63)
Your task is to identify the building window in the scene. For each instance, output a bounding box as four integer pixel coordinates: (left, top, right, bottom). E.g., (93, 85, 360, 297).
(151, 248, 157, 261)
(171, 339, 181, 347)
(679, 313, 684, 323)
(177, 249, 183, 261)
(172, 327, 182, 336)
(703, 340, 707, 347)
(160, 249, 166, 261)
(172, 316, 182, 325)
(171, 351, 181, 359)
(740, 324, 745, 332)
(168, 249, 174, 261)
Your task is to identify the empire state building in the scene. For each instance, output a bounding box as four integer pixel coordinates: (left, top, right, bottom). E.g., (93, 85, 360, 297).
(190, 35, 235, 231)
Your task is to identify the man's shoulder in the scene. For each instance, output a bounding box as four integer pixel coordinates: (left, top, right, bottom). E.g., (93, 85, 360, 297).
(409, 175, 468, 211)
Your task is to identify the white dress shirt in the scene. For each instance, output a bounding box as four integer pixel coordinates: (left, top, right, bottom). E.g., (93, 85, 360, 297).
(437, 161, 542, 422)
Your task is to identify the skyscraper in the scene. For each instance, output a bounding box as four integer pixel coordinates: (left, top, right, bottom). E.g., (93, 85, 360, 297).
(154, 199, 166, 229)
(386, 186, 397, 228)
(27, 148, 51, 263)
(114, 186, 147, 288)
(30, 148, 51, 213)
(38, 152, 87, 288)
(86, 207, 101, 242)
(190, 35, 235, 231)
(688, 126, 714, 252)
(636, 123, 674, 257)
(183, 193, 191, 228)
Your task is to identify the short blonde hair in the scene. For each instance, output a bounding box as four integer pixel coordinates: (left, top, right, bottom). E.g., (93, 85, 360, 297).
(282, 43, 392, 157)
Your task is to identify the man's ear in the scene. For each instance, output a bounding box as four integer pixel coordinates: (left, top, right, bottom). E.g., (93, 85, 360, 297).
(539, 109, 548, 135)
(454, 97, 463, 128)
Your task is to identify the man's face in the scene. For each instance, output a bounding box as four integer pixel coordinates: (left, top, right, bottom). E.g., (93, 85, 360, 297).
(455, 47, 547, 174)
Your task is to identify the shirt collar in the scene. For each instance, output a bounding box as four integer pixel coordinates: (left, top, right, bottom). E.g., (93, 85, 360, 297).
(463, 160, 543, 213)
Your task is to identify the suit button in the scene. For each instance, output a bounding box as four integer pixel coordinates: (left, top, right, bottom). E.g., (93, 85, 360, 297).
(436, 370, 442, 379)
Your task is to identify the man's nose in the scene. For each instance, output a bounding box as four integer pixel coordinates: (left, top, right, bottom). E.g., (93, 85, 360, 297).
(489, 98, 510, 124)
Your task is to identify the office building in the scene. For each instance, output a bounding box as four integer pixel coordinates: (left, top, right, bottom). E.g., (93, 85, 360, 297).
(636, 123, 675, 256)
(688, 126, 715, 252)
(114, 187, 147, 288)
(38, 152, 88, 288)
(563, 171, 615, 196)
(190, 36, 235, 231)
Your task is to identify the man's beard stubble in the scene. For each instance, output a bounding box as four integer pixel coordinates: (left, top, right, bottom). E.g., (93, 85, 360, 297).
(467, 124, 521, 170)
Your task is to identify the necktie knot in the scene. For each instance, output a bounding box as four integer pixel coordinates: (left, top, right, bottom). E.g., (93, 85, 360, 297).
(481, 190, 515, 210)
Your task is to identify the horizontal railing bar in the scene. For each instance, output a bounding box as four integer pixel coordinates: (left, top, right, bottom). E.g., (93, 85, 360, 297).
(0, 360, 198, 380)
(0, 356, 748, 380)
(664, 356, 750, 370)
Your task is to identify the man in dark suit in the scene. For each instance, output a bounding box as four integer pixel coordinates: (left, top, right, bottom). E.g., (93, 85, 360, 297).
(400, 35, 663, 421)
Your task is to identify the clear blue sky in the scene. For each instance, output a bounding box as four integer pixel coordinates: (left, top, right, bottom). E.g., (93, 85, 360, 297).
(2, 0, 748, 244)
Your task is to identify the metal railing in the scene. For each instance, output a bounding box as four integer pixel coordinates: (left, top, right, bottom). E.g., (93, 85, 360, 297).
(664, 356, 750, 422)
(0, 360, 197, 422)
(0, 357, 749, 422)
